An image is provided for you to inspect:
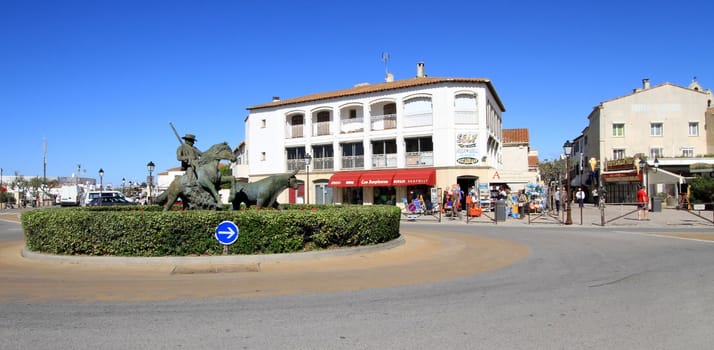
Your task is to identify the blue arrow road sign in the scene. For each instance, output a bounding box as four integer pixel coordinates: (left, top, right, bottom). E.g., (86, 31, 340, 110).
(215, 221, 239, 245)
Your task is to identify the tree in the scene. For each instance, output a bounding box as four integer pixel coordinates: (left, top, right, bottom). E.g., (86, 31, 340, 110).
(538, 158, 566, 186)
(690, 176, 714, 203)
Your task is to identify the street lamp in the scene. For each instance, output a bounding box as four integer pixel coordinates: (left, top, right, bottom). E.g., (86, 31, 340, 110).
(147, 161, 155, 204)
(98, 168, 104, 198)
(304, 153, 312, 205)
(77, 164, 81, 186)
(122, 177, 126, 195)
(654, 157, 659, 173)
(562, 140, 573, 225)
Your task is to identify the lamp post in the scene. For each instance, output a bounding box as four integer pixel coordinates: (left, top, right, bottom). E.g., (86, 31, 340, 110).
(98, 168, 104, 199)
(122, 178, 126, 195)
(304, 153, 312, 205)
(563, 140, 573, 225)
(77, 164, 81, 186)
(147, 161, 155, 205)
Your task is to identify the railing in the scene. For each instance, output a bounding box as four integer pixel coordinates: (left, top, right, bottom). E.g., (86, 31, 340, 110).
(342, 156, 364, 169)
(341, 117, 364, 133)
(288, 157, 333, 171)
(313, 157, 334, 170)
(372, 154, 398, 168)
(286, 124, 303, 138)
(405, 151, 433, 166)
(370, 114, 397, 131)
(286, 159, 305, 171)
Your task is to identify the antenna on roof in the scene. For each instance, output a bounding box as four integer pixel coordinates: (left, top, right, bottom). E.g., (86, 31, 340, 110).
(382, 52, 390, 76)
(382, 52, 393, 82)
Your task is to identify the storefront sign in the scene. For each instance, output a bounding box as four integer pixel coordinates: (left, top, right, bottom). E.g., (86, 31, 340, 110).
(456, 132, 479, 165)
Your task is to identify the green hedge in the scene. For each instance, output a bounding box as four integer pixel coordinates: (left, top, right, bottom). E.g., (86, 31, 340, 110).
(21, 205, 401, 256)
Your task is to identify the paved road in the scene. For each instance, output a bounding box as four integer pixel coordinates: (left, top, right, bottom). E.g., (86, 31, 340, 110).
(2, 210, 714, 349)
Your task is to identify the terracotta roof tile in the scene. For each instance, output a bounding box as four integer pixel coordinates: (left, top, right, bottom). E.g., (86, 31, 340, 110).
(248, 77, 505, 112)
(528, 155, 539, 167)
(503, 128, 529, 144)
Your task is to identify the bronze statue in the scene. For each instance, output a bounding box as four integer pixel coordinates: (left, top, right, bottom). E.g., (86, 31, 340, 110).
(232, 169, 300, 209)
(156, 142, 237, 210)
(176, 133, 202, 182)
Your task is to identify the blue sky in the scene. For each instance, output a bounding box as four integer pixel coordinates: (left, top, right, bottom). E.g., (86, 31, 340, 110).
(2, 0, 712, 187)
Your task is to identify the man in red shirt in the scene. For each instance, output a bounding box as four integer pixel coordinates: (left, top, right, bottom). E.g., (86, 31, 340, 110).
(636, 185, 649, 221)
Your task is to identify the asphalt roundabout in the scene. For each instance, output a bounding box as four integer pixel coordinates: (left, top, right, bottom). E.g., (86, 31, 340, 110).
(0, 223, 529, 303)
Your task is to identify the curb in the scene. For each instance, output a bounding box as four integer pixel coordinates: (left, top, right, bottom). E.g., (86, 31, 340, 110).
(20, 235, 407, 268)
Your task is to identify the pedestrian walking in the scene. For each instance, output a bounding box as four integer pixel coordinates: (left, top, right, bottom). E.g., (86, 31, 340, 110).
(576, 187, 585, 208)
(592, 188, 599, 207)
(637, 185, 649, 221)
(554, 187, 561, 214)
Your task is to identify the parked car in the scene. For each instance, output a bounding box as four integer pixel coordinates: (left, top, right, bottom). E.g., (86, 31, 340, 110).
(88, 196, 133, 206)
(82, 191, 126, 206)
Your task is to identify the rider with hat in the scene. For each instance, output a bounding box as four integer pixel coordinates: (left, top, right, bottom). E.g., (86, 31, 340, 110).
(177, 133, 202, 182)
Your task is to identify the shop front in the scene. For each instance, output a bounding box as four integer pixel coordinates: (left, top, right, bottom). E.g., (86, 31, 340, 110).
(601, 157, 642, 203)
(328, 169, 436, 205)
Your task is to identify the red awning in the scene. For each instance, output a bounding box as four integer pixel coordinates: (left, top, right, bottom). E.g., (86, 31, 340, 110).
(602, 170, 642, 183)
(328, 171, 362, 187)
(392, 169, 436, 186)
(329, 168, 437, 187)
(359, 170, 395, 187)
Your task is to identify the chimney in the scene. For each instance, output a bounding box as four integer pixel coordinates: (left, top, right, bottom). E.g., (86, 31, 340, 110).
(416, 62, 425, 78)
(642, 78, 650, 90)
(385, 72, 394, 82)
(272, 96, 280, 102)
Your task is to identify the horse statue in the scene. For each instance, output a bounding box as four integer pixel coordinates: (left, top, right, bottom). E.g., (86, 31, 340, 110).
(232, 169, 300, 209)
(156, 142, 237, 211)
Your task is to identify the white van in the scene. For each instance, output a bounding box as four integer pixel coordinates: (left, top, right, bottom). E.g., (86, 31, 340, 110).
(82, 191, 127, 206)
(59, 185, 83, 207)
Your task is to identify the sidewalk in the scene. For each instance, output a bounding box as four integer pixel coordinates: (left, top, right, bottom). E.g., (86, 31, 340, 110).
(413, 205, 714, 228)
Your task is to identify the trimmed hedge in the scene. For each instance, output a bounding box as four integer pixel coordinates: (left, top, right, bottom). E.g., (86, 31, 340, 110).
(21, 205, 401, 256)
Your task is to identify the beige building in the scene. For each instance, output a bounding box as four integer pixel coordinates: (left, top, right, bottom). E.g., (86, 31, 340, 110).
(579, 78, 713, 203)
(501, 128, 539, 190)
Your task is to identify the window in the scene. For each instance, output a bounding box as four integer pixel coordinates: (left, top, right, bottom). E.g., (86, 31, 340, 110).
(689, 122, 699, 136)
(682, 147, 694, 157)
(349, 109, 357, 119)
(260, 152, 266, 161)
(612, 123, 624, 137)
(650, 122, 663, 136)
(371, 139, 397, 168)
(612, 148, 625, 160)
(649, 147, 663, 159)
(261, 119, 266, 128)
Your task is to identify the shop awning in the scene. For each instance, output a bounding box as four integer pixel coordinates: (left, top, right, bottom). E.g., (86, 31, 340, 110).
(328, 171, 362, 187)
(329, 168, 437, 187)
(602, 170, 641, 183)
(392, 169, 436, 186)
(359, 170, 395, 187)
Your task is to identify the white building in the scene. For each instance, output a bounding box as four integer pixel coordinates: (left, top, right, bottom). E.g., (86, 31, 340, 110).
(243, 62, 510, 206)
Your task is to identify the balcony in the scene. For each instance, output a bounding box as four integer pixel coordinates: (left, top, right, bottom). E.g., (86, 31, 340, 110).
(372, 154, 398, 168)
(312, 157, 334, 170)
(405, 151, 434, 166)
(370, 114, 397, 131)
(340, 117, 364, 133)
(289, 157, 334, 171)
(342, 156, 364, 169)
